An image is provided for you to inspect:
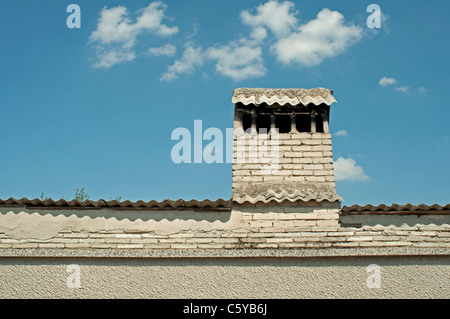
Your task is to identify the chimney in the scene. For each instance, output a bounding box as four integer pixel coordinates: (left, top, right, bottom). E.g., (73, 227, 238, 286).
(231, 88, 342, 206)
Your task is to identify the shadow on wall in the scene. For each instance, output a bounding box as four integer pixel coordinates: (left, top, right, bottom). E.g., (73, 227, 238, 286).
(340, 213, 450, 227)
(0, 207, 236, 240)
(0, 207, 232, 223)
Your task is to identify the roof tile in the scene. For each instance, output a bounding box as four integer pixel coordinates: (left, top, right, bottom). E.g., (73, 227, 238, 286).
(341, 203, 450, 214)
(232, 87, 337, 106)
(0, 198, 232, 210)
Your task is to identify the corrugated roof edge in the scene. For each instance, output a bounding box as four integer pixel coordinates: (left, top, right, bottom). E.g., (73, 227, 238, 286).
(232, 87, 337, 106)
(1, 199, 449, 214)
(341, 203, 450, 215)
(0, 198, 232, 210)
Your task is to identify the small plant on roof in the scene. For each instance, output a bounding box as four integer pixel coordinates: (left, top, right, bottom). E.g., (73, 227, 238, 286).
(74, 187, 90, 202)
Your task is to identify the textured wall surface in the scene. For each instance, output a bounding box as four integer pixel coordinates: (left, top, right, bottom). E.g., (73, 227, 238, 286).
(0, 205, 449, 250)
(232, 132, 340, 203)
(0, 256, 449, 299)
(1, 199, 448, 299)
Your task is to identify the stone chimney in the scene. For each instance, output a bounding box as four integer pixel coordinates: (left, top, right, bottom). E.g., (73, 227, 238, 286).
(231, 88, 342, 206)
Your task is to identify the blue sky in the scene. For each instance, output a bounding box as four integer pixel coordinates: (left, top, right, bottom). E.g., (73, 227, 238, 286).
(0, 0, 449, 206)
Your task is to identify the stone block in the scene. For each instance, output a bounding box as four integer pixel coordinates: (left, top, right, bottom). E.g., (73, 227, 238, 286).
(255, 243, 278, 248)
(293, 220, 316, 227)
(305, 176, 326, 182)
(170, 244, 198, 249)
(303, 152, 323, 157)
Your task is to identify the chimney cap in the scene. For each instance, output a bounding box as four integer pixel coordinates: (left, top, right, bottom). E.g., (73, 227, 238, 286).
(232, 87, 337, 107)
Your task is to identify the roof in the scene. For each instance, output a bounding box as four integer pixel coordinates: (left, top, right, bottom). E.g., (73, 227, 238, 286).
(341, 203, 450, 215)
(232, 87, 337, 106)
(0, 198, 232, 211)
(1, 198, 449, 215)
(233, 187, 342, 205)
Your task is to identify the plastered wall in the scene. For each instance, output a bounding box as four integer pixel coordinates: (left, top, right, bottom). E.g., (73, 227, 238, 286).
(0, 205, 449, 299)
(0, 204, 448, 250)
(0, 256, 449, 298)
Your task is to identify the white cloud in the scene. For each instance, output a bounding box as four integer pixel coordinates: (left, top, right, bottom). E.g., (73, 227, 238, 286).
(89, 1, 366, 81)
(186, 20, 199, 39)
(161, 44, 204, 81)
(334, 157, 369, 182)
(240, 0, 298, 38)
(418, 87, 427, 92)
(93, 49, 136, 69)
(135, 2, 179, 36)
(273, 8, 362, 66)
(380, 77, 422, 93)
(164, 2, 361, 81)
(162, 39, 266, 82)
(379, 76, 397, 87)
(148, 44, 176, 56)
(381, 12, 390, 33)
(89, 2, 178, 68)
(204, 1, 362, 81)
(333, 130, 348, 137)
(249, 27, 268, 42)
(207, 41, 266, 81)
(394, 86, 410, 92)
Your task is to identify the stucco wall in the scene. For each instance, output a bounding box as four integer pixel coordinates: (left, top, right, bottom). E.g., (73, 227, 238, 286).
(0, 204, 448, 299)
(0, 255, 448, 299)
(0, 205, 448, 250)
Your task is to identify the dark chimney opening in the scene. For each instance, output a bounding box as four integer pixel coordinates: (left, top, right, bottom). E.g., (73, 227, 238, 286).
(257, 114, 271, 134)
(296, 114, 311, 132)
(316, 113, 324, 133)
(242, 113, 252, 132)
(276, 115, 291, 133)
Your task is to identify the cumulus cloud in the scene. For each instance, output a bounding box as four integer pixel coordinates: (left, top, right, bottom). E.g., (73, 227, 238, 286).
(380, 77, 423, 93)
(89, 2, 178, 68)
(418, 87, 427, 92)
(161, 38, 266, 82)
(240, 0, 298, 38)
(160, 44, 204, 81)
(92, 49, 136, 69)
(333, 130, 348, 137)
(273, 8, 362, 66)
(334, 157, 369, 182)
(201, 3, 361, 81)
(89, 1, 365, 81)
(148, 44, 177, 56)
(394, 86, 411, 92)
(207, 41, 266, 81)
(379, 76, 397, 87)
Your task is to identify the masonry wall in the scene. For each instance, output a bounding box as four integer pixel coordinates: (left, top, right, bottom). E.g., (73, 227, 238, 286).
(0, 205, 449, 250)
(232, 132, 339, 203)
(1, 205, 449, 298)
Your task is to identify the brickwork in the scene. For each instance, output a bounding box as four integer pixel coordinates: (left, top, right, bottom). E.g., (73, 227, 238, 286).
(0, 205, 448, 250)
(232, 132, 340, 203)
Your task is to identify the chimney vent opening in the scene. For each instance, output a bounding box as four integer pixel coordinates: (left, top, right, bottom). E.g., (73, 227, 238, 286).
(257, 114, 271, 134)
(242, 113, 252, 132)
(276, 115, 291, 133)
(316, 113, 324, 133)
(296, 114, 311, 133)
